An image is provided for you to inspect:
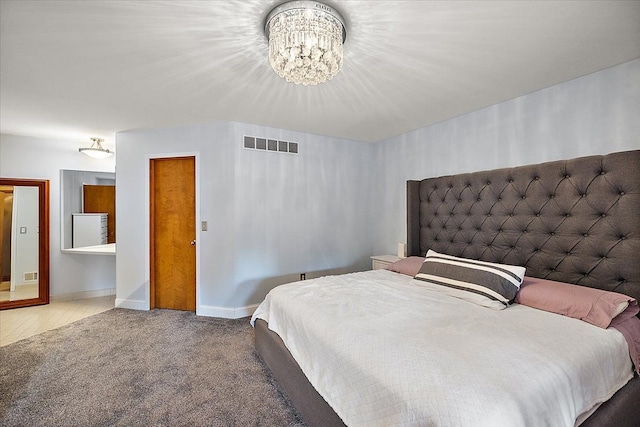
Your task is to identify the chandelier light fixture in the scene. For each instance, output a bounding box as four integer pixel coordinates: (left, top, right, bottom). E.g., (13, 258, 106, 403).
(265, 0, 347, 86)
(79, 138, 114, 159)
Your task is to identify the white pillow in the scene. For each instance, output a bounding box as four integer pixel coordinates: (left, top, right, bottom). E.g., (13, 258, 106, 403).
(413, 250, 526, 310)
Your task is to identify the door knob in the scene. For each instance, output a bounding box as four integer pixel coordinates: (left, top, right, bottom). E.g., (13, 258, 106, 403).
(190, 240, 196, 246)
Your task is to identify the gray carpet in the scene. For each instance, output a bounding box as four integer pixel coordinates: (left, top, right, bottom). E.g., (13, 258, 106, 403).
(0, 308, 306, 426)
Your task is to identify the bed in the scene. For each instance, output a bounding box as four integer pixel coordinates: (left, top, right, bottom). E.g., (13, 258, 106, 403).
(252, 150, 640, 426)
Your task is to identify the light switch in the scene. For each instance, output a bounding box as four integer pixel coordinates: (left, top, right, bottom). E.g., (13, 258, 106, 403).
(20, 227, 27, 234)
(201, 221, 208, 231)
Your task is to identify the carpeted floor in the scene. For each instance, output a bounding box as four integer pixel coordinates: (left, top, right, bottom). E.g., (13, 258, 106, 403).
(0, 308, 306, 426)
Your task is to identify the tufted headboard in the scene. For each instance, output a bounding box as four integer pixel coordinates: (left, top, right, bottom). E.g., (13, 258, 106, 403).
(407, 150, 640, 304)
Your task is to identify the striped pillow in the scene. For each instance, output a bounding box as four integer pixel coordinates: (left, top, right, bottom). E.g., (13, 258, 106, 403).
(414, 250, 526, 310)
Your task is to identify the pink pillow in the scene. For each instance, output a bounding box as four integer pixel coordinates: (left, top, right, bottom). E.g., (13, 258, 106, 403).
(386, 256, 425, 277)
(610, 309, 640, 374)
(515, 276, 637, 329)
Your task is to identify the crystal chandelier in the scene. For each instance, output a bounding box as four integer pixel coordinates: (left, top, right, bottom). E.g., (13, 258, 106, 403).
(265, 1, 347, 86)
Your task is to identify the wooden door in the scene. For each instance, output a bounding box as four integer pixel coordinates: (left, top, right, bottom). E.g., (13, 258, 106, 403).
(83, 185, 116, 243)
(0, 191, 6, 282)
(150, 157, 196, 311)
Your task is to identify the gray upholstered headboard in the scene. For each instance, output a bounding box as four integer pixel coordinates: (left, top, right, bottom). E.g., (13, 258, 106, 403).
(407, 150, 640, 304)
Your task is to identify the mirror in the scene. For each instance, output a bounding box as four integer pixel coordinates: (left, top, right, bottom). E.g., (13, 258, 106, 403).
(61, 170, 115, 254)
(0, 178, 50, 309)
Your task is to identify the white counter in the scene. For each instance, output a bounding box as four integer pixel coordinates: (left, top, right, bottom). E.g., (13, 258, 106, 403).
(62, 243, 116, 255)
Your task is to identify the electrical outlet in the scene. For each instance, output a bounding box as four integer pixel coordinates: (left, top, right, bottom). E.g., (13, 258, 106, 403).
(201, 221, 208, 231)
(300, 273, 306, 280)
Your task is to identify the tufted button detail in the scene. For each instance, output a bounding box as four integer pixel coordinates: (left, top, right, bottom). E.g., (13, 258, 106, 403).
(601, 213, 606, 217)
(550, 194, 555, 199)
(487, 213, 491, 217)
(583, 233, 588, 237)
(600, 170, 606, 175)
(581, 193, 586, 197)
(565, 213, 570, 218)
(442, 198, 446, 202)
(536, 213, 540, 217)
(566, 251, 571, 256)
(521, 195, 526, 199)
(551, 268, 556, 272)
(523, 230, 528, 233)
(498, 197, 502, 201)
(620, 191, 625, 196)
(510, 213, 514, 217)
(551, 232, 556, 236)
(602, 256, 607, 259)
(498, 229, 503, 233)
(621, 236, 627, 240)
(565, 174, 570, 178)
(534, 176, 539, 180)
(535, 249, 540, 253)
(487, 181, 491, 185)
(509, 179, 513, 183)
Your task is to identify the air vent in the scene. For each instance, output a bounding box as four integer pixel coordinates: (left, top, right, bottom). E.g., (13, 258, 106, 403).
(243, 136, 298, 154)
(23, 271, 38, 281)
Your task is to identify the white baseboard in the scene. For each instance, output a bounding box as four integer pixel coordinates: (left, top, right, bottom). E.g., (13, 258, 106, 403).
(115, 298, 148, 310)
(50, 288, 116, 302)
(197, 304, 259, 319)
(110, 300, 257, 316)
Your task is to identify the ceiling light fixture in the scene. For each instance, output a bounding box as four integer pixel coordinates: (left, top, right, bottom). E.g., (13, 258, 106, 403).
(265, 0, 347, 86)
(79, 138, 114, 159)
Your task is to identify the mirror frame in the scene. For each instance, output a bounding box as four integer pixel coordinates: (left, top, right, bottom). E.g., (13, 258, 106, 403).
(0, 178, 50, 310)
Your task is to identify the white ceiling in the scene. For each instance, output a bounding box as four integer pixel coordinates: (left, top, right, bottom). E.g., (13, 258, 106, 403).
(1, 1, 639, 146)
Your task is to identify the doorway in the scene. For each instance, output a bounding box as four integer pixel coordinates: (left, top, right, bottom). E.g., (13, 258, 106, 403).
(149, 156, 196, 311)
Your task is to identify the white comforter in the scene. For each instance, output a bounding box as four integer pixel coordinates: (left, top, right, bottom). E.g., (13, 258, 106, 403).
(251, 269, 633, 427)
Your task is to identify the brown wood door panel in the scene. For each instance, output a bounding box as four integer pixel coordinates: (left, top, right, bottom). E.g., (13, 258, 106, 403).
(0, 191, 6, 282)
(150, 157, 196, 311)
(83, 185, 116, 243)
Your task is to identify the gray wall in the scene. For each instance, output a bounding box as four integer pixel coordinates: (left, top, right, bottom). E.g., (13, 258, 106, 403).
(11, 186, 39, 285)
(115, 59, 639, 316)
(61, 169, 116, 249)
(115, 122, 374, 315)
(0, 134, 117, 298)
(0, 57, 617, 313)
(372, 59, 640, 255)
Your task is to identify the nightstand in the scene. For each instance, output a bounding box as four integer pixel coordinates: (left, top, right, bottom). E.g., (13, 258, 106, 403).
(370, 255, 401, 270)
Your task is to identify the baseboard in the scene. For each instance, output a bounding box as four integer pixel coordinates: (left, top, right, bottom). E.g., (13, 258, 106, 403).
(50, 288, 116, 302)
(115, 298, 148, 310)
(110, 300, 258, 316)
(197, 304, 259, 319)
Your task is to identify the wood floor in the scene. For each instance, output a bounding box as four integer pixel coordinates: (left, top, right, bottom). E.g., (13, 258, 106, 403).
(0, 295, 115, 346)
(0, 281, 39, 302)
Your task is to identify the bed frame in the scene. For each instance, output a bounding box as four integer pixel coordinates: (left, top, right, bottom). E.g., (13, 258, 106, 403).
(255, 150, 640, 426)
